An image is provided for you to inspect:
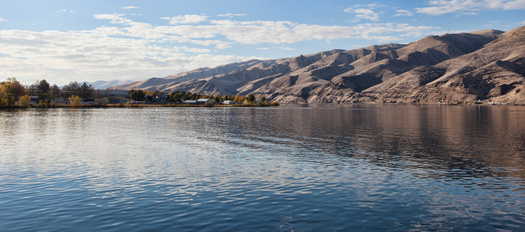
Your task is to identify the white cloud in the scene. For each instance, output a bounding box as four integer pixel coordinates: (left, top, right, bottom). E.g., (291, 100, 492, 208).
(486, 0, 525, 10)
(416, 0, 525, 15)
(95, 14, 439, 46)
(218, 13, 247, 18)
(122, 6, 139, 10)
(0, 14, 442, 85)
(0, 29, 252, 85)
(0, 18, 8, 22)
(278, 46, 296, 51)
(395, 9, 414, 17)
(354, 9, 380, 21)
(163, 15, 208, 24)
(94, 14, 132, 25)
(174, 46, 211, 54)
(344, 4, 382, 22)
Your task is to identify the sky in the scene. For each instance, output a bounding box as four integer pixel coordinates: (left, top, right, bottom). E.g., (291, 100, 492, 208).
(0, 0, 524, 86)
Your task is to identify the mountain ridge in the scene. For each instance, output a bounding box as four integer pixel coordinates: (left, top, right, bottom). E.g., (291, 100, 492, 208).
(111, 26, 525, 104)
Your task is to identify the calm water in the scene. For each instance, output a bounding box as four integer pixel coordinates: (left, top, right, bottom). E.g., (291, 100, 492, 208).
(1, 105, 524, 231)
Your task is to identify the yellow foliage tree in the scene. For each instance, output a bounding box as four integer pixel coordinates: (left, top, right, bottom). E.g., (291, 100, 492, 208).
(69, 95, 82, 107)
(233, 95, 245, 103)
(18, 95, 31, 107)
(0, 78, 24, 107)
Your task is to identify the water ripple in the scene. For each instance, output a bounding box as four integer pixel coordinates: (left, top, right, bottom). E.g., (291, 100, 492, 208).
(1, 106, 524, 231)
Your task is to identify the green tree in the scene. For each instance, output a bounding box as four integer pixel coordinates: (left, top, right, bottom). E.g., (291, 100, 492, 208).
(62, 81, 80, 97)
(146, 95, 153, 102)
(247, 94, 255, 103)
(35, 79, 51, 103)
(129, 89, 145, 101)
(79, 82, 94, 98)
(38, 79, 50, 94)
(260, 96, 266, 103)
(50, 84, 61, 102)
(170, 91, 182, 102)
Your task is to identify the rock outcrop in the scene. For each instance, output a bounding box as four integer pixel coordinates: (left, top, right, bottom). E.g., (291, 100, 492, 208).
(112, 26, 525, 104)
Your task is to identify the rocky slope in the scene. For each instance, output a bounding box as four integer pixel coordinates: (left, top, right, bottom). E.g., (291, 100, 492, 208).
(112, 25, 525, 104)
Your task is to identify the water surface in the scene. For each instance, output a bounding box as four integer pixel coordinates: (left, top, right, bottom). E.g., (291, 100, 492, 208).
(1, 105, 524, 231)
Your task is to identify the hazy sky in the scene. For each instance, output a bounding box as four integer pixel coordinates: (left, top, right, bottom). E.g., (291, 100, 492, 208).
(1, 0, 524, 85)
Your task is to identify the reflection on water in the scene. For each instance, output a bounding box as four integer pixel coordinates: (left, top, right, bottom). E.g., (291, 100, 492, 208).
(0, 105, 524, 231)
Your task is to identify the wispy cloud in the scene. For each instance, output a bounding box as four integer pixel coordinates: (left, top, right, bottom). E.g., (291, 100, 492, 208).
(122, 6, 139, 10)
(0, 18, 8, 22)
(278, 46, 296, 51)
(417, 0, 525, 15)
(161, 14, 209, 24)
(0, 13, 441, 85)
(395, 9, 414, 17)
(344, 4, 383, 22)
(56, 9, 75, 14)
(218, 13, 247, 18)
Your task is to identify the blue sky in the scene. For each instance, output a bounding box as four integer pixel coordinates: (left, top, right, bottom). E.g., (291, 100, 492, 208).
(1, 0, 524, 85)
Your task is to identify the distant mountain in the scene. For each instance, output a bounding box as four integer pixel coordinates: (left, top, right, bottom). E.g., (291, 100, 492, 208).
(90, 80, 133, 89)
(111, 25, 525, 104)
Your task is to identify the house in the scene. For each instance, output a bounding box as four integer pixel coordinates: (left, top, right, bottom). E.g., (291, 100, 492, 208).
(197, 99, 215, 105)
(223, 100, 235, 105)
(82, 98, 95, 104)
(54, 98, 68, 104)
(184, 100, 197, 104)
(29, 96, 39, 105)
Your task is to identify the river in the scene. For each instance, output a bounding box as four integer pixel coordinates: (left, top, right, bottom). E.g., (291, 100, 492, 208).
(1, 105, 524, 231)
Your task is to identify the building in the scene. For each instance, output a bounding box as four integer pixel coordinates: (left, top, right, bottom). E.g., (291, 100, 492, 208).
(29, 96, 39, 105)
(197, 99, 215, 105)
(184, 100, 197, 104)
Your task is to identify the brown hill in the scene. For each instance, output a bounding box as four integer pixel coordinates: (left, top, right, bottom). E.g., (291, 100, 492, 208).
(112, 26, 525, 104)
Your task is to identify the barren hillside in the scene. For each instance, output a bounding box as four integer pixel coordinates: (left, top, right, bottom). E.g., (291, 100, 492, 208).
(112, 26, 525, 104)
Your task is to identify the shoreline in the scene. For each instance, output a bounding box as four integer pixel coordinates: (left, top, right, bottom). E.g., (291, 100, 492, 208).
(3, 101, 525, 110)
(0, 102, 280, 109)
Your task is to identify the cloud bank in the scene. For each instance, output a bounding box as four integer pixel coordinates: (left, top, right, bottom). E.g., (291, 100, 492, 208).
(0, 13, 439, 85)
(417, 0, 525, 15)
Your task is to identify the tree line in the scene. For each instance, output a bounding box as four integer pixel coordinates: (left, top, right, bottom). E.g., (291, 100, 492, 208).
(128, 89, 265, 104)
(0, 78, 95, 108)
(1, 77, 272, 108)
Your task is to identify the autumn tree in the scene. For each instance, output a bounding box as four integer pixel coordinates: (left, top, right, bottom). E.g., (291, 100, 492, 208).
(233, 95, 245, 103)
(18, 95, 31, 107)
(0, 78, 25, 107)
(69, 95, 82, 107)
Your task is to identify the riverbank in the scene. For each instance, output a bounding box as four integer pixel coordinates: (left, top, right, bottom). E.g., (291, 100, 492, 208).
(0, 102, 280, 109)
